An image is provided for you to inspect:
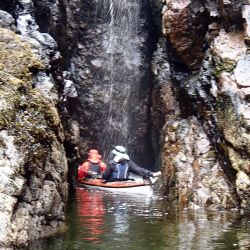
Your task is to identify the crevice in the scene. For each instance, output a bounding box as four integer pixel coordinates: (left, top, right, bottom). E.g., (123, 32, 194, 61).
(0, 0, 22, 19)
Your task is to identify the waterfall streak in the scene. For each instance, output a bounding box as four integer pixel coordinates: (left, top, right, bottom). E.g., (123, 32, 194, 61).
(94, 0, 144, 160)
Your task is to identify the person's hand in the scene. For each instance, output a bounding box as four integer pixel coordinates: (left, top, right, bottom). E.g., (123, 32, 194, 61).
(152, 171, 161, 177)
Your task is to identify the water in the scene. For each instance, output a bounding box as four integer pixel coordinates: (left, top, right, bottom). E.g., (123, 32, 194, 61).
(94, 0, 150, 160)
(32, 188, 250, 250)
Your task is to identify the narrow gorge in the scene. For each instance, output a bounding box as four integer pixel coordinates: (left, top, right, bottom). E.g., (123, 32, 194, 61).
(0, 0, 249, 248)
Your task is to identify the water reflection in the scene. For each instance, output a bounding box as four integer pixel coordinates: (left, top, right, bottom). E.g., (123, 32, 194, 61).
(76, 188, 105, 244)
(25, 188, 249, 250)
(176, 210, 244, 250)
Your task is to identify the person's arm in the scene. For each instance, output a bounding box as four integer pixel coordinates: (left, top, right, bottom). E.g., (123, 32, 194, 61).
(78, 165, 83, 180)
(129, 160, 154, 177)
(78, 162, 89, 180)
(100, 162, 107, 173)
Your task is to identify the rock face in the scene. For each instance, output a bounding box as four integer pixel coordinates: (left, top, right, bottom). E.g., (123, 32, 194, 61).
(0, 8, 68, 247)
(161, 117, 238, 209)
(40, 0, 154, 165)
(0, 0, 156, 247)
(162, 0, 210, 71)
(211, 31, 250, 210)
(153, 0, 250, 211)
(1, 0, 250, 246)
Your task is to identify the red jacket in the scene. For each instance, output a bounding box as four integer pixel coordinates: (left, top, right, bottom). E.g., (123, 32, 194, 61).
(78, 161, 107, 180)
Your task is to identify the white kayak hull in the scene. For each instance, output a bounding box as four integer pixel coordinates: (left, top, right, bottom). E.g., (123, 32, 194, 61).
(78, 178, 153, 195)
(81, 183, 153, 195)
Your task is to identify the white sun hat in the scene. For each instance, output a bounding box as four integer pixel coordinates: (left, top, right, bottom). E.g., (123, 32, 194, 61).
(114, 145, 126, 153)
(112, 145, 130, 161)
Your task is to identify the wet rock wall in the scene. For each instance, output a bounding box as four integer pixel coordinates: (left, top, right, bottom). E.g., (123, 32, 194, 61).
(62, 0, 155, 166)
(30, 0, 156, 167)
(0, 1, 68, 247)
(1, 0, 250, 247)
(152, 0, 250, 211)
(0, 0, 157, 246)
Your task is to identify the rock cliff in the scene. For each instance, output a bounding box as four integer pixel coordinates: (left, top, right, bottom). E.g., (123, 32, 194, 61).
(152, 0, 250, 211)
(0, 0, 250, 247)
(0, 3, 68, 247)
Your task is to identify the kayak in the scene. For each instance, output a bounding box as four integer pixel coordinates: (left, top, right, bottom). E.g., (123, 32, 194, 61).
(78, 178, 153, 195)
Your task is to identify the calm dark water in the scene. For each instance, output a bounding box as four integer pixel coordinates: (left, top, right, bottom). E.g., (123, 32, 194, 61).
(31, 188, 249, 250)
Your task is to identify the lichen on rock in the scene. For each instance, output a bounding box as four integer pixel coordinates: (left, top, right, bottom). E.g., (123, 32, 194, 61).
(211, 30, 247, 76)
(0, 28, 44, 82)
(161, 117, 238, 210)
(0, 27, 67, 247)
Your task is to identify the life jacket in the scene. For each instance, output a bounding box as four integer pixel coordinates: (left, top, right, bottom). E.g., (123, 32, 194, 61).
(111, 162, 129, 180)
(89, 162, 101, 174)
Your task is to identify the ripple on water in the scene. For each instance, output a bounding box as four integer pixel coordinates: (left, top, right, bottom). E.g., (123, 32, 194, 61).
(25, 188, 250, 250)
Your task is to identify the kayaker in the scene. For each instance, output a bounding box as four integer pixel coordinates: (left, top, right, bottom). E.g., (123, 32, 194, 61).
(78, 149, 107, 180)
(102, 145, 161, 182)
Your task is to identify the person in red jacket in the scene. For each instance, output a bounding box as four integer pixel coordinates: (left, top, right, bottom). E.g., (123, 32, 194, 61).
(78, 149, 107, 180)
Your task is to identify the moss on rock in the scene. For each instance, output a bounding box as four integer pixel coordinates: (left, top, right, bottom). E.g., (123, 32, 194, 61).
(217, 94, 250, 154)
(0, 28, 62, 155)
(0, 72, 23, 129)
(0, 17, 68, 248)
(0, 28, 44, 82)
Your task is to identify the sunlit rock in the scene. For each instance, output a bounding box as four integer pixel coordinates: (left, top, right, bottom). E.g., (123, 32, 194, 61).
(34, 72, 57, 100)
(234, 55, 250, 87)
(188, 16, 250, 212)
(63, 71, 78, 99)
(236, 171, 250, 189)
(90, 59, 103, 68)
(0, 10, 16, 31)
(0, 194, 17, 246)
(217, 79, 250, 154)
(243, 5, 250, 45)
(161, 117, 238, 209)
(211, 31, 247, 74)
(236, 171, 250, 209)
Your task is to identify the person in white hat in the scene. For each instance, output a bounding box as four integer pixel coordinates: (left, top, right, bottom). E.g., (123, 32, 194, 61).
(102, 145, 161, 181)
